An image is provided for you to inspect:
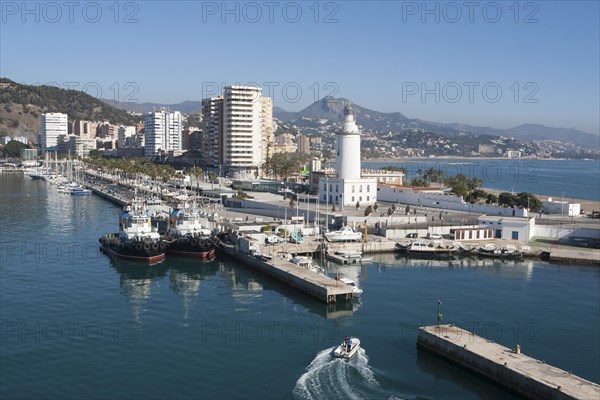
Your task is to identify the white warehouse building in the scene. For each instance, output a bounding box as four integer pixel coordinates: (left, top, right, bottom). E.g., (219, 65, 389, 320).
(478, 216, 535, 241)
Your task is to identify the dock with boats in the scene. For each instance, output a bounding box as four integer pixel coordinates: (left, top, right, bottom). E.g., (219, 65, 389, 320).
(218, 241, 355, 303)
(417, 324, 600, 400)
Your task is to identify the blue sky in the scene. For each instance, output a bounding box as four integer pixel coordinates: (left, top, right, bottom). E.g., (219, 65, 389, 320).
(1, 1, 599, 134)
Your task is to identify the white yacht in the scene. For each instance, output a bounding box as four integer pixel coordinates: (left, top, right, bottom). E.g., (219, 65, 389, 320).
(324, 226, 363, 242)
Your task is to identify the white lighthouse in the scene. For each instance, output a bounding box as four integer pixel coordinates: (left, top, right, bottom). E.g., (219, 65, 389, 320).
(336, 105, 362, 180)
(319, 104, 377, 207)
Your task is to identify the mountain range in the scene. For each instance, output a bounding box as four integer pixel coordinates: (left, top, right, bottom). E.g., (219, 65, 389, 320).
(0, 76, 596, 149)
(102, 96, 599, 147)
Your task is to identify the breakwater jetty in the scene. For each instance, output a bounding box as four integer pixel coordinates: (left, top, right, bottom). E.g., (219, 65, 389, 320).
(417, 324, 600, 400)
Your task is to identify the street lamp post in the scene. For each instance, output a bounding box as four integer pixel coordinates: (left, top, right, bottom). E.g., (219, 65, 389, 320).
(437, 300, 443, 327)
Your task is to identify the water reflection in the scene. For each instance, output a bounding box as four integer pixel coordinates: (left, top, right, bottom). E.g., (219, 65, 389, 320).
(168, 257, 219, 319)
(415, 347, 519, 399)
(375, 253, 536, 282)
(109, 259, 169, 323)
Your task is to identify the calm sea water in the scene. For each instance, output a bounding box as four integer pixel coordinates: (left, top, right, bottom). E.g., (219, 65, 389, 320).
(1, 174, 599, 400)
(364, 158, 600, 202)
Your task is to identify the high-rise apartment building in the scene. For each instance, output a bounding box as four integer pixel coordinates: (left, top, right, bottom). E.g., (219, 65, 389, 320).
(118, 126, 137, 148)
(143, 110, 182, 157)
(200, 86, 273, 174)
(297, 134, 311, 154)
(261, 97, 273, 163)
(40, 113, 68, 154)
(223, 86, 263, 171)
(201, 96, 224, 166)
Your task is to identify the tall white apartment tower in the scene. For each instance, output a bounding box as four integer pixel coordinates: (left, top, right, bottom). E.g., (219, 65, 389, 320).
(223, 86, 263, 171)
(40, 113, 68, 154)
(143, 110, 182, 157)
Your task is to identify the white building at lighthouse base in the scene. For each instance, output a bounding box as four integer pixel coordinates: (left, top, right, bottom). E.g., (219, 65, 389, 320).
(320, 177, 378, 208)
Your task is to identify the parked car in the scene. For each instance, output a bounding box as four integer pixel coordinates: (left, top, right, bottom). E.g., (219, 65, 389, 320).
(426, 233, 443, 239)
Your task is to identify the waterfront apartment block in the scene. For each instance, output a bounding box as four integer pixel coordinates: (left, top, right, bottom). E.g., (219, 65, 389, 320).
(40, 112, 68, 154)
(223, 86, 264, 171)
(144, 110, 183, 158)
(200, 86, 273, 175)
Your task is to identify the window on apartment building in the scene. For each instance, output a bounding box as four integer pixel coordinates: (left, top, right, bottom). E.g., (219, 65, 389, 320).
(352, 185, 355, 193)
(352, 196, 355, 202)
(359, 185, 363, 192)
(336, 184, 338, 192)
(367, 185, 370, 192)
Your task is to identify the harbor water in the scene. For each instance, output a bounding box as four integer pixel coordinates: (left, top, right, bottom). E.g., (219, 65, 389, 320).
(1, 174, 599, 399)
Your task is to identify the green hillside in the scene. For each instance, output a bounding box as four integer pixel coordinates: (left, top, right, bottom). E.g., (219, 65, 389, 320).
(0, 78, 141, 142)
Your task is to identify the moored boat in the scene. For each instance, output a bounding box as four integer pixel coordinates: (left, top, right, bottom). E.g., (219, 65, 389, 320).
(324, 226, 363, 242)
(290, 255, 326, 275)
(339, 276, 363, 298)
(400, 241, 458, 255)
(70, 186, 92, 196)
(163, 204, 216, 259)
(478, 244, 523, 259)
(99, 202, 166, 264)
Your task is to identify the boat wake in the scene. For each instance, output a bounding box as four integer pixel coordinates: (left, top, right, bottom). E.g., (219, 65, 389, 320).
(292, 347, 408, 400)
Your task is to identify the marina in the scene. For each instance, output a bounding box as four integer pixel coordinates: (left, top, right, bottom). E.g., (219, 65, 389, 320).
(1, 174, 598, 400)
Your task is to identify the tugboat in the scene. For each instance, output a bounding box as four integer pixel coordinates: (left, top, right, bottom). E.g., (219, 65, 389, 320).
(164, 204, 216, 259)
(99, 202, 167, 264)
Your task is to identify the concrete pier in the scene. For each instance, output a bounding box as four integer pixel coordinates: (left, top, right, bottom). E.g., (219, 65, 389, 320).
(219, 244, 354, 303)
(89, 186, 128, 207)
(417, 324, 600, 400)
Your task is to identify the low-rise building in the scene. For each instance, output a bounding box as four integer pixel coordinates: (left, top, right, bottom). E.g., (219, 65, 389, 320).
(477, 216, 535, 240)
(542, 198, 581, 216)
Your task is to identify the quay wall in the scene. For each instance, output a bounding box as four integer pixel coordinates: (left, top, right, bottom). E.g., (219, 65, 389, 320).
(89, 187, 127, 206)
(417, 325, 600, 400)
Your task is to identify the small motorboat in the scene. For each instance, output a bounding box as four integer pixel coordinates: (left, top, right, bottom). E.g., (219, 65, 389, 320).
(333, 337, 361, 359)
(339, 277, 363, 298)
